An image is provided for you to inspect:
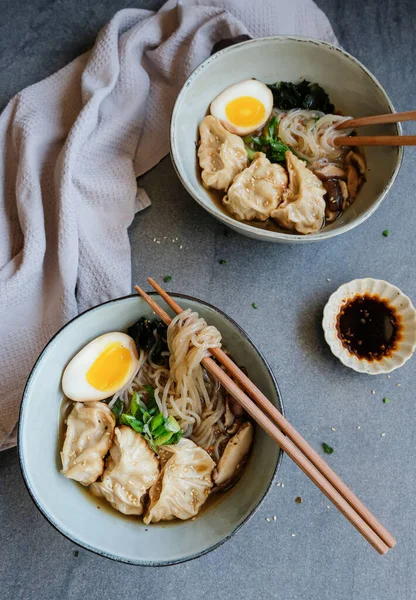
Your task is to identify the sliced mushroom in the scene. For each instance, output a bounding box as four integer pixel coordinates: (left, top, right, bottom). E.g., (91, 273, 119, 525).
(346, 150, 366, 176)
(314, 164, 347, 180)
(339, 180, 350, 211)
(347, 165, 359, 198)
(323, 179, 344, 223)
(213, 422, 254, 487)
(227, 393, 246, 419)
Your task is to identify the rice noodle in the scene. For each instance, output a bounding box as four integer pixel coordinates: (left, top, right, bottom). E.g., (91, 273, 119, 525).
(117, 310, 233, 460)
(278, 109, 353, 164)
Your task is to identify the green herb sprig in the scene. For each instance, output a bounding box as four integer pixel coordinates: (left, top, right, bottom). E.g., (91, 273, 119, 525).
(111, 388, 182, 453)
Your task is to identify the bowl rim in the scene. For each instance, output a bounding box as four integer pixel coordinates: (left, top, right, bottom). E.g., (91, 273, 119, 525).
(18, 292, 285, 567)
(170, 35, 403, 243)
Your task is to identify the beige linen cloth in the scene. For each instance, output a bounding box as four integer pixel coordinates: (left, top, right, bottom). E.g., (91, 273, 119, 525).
(0, 0, 337, 449)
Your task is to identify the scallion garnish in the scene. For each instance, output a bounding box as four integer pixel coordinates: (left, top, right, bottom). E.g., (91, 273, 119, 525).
(116, 385, 182, 452)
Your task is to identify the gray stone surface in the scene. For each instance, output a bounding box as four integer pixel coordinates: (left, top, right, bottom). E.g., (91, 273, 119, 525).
(1, 1, 416, 598)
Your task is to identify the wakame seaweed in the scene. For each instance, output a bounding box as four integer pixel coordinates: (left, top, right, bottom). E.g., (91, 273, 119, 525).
(267, 80, 334, 113)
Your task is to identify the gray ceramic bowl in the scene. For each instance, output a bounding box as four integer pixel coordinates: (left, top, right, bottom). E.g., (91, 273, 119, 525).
(19, 293, 283, 565)
(170, 36, 402, 243)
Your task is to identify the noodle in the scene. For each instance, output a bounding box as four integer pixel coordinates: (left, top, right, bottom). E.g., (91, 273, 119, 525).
(278, 109, 352, 164)
(113, 309, 232, 459)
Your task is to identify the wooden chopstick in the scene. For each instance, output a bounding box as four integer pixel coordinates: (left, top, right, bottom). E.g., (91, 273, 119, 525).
(336, 110, 416, 130)
(135, 282, 396, 554)
(334, 135, 416, 147)
(146, 278, 396, 550)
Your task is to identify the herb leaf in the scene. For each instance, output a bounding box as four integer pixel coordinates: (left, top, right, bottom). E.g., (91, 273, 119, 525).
(322, 442, 334, 454)
(163, 275, 172, 282)
(111, 398, 123, 419)
(120, 414, 144, 433)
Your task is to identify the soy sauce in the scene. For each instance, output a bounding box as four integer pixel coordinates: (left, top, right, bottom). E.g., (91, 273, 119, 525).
(336, 294, 402, 361)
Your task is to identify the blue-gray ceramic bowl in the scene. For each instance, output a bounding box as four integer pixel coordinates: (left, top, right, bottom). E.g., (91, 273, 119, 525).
(19, 293, 283, 565)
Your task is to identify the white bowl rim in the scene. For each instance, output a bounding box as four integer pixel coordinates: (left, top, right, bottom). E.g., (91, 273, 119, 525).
(18, 292, 285, 566)
(170, 35, 403, 243)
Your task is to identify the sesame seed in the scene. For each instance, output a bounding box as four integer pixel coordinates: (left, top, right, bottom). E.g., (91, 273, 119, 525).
(179, 245, 183, 249)
(276, 483, 281, 487)
(396, 383, 401, 387)
(356, 426, 361, 430)
(326, 505, 331, 510)
(331, 427, 336, 432)
(326, 278, 331, 282)
(381, 432, 386, 437)
(273, 515, 277, 521)
(281, 483, 284, 488)
(266, 517, 271, 522)
(156, 240, 160, 244)
(387, 375, 391, 378)
(371, 390, 375, 395)
(291, 533, 296, 537)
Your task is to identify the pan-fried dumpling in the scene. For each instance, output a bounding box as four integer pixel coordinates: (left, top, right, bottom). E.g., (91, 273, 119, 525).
(223, 152, 287, 221)
(90, 426, 159, 515)
(144, 439, 215, 524)
(271, 151, 326, 234)
(198, 115, 248, 191)
(61, 402, 115, 486)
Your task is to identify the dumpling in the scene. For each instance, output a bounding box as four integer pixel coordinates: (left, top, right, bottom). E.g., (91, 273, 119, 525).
(198, 115, 248, 191)
(223, 152, 287, 221)
(271, 151, 326, 234)
(90, 426, 159, 515)
(61, 402, 115, 486)
(144, 439, 215, 524)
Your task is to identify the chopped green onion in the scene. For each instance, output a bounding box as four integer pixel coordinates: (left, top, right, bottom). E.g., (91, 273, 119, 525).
(163, 275, 172, 282)
(219, 259, 227, 265)
(267, 116, 278, 138)
(154, 431, 176, 446)
(111, 398, 123, 419)
(165, 415, 181, 433)
(150, 413, 165, 432)
(129, 392, 141, 419)
(245, 145, 256, 161)
(142, 411, 152, 424)
(382, 229, 390, 237)
(120, 414, 144, 433)
(252, 303, 258, 309)
(322, 442, 334, 454)
(383, 397, 389, 404)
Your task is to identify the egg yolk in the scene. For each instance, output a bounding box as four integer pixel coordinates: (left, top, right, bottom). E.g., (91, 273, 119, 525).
(86, 342, 132, 391)
(225, 96, 266, 128)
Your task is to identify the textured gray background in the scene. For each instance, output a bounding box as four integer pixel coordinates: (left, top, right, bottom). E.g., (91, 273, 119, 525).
(1, 1, 416, 599)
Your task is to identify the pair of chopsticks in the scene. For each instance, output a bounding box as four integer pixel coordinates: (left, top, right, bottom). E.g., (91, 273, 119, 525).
(334, 109, 416, 146)
(135, 278, 396, 555)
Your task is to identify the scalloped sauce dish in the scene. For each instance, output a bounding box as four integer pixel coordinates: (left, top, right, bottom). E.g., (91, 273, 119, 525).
(323, 278, 416, 374)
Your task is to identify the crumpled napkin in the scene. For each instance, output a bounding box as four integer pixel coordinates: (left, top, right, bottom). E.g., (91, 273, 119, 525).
(0, 0, 337, 449)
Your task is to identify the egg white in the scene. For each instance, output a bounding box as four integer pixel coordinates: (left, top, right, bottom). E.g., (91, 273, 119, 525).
(62, 332, 139, 402)
(210, 79, 273, 136)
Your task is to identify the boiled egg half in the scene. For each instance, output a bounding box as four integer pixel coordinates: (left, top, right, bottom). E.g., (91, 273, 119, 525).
(62, 332, 139, 402)
(210, 80, 273, 136)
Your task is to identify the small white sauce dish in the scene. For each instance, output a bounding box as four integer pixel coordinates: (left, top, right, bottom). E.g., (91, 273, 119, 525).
(323, 278, 416, 374)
